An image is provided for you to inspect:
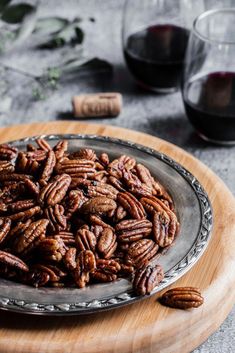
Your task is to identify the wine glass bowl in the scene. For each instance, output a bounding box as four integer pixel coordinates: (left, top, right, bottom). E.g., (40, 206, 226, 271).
(122, 0, 205, 93)
(182, 8, 235, 145)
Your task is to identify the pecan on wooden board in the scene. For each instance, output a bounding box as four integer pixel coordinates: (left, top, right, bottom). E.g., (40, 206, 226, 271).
(159, 287, 204, 309)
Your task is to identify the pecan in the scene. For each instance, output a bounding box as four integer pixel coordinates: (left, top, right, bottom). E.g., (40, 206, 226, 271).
(0, 144, 18, 161)
(0, 160, 14, 174)
(81, 197, 117, 215)
(99, 153, 109, 166)
(92, 258, 120, 282)
(16, 152, 40, 175)
(26, 150, 47, 162)
(0, 182, 25, 204)
(53, 231, 75, 246)
(133, 263, 164, 295)
(40, 150, 56, 183)
(0, 218, 11, 244)
(38, 174, 71, 206)
(24, 178, 40, 197)
(119, 263, 135, 275)
(97, 228, 117, 259)
(0, 250, 28, 272)
(36, 138, 52, 151)
(85, 181, 118, 200)
(8, 219, 32, 245)
(113, 205, 127, 222)
(14, 219, 48, 255)
(89, 214, 114, 231)
(127, 239, 159, 268)
(74, 250, 96, 288)
(64, 247, 77, 270)
(117, 192, 146, 219)
(44, 204, 67, 233)
(74, 148, 97, 161)
(91, 170, 109, 182)
(107, 155, 135, 179)
(31, 264, 60, 282)
(135, 164, 161, 195)
(141, 196, 178, 243)
(159, 287, 204, 309)
(63, 189, 86, 219)
(24, 268, 50, 287)
(0, 173, 31, 183)
(56, 159, 96, 177)
(53, 140, 68, 160)
(116, 219, 152, 243)
(38, 237, 66, 262)
(8, 206, 41, 222)
(7, 199, 36, 214)
(27, 143, 36, 151)
(75, 227, 96, 252)
(108, 176, 126, 192)
(91, 224, 103, 238)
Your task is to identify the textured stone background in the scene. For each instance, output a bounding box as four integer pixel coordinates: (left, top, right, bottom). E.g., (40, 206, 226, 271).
(0, 1, 234, 352)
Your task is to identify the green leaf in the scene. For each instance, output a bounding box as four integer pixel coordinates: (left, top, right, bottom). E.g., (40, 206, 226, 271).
(34, 16, 69, 36)
(0, 0, 11, 13)
(2, 3, 35, 24)
(59, 57, 113, 77)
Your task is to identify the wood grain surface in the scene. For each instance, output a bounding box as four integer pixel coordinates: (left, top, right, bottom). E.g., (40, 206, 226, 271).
(0, 121, 234, 353)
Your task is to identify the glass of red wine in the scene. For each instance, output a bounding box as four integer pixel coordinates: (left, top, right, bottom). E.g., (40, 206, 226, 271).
(182, 8, 235, 145)
(122, 0, 205, 93)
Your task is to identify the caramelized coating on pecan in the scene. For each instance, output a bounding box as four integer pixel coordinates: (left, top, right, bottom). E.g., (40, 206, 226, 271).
(0, 138, 179, 296)
(159, 287, 204, 309)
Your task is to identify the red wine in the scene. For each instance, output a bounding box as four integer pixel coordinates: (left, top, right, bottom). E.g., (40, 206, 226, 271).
(183, 72, 235, 143)
(124, 24, 189, 91)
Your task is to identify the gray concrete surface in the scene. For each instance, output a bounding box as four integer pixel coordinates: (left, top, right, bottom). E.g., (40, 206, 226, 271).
(0, 1, 234, 352)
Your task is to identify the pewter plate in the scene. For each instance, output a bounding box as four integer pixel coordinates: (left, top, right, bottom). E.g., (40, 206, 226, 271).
(0, 134, 213, 315)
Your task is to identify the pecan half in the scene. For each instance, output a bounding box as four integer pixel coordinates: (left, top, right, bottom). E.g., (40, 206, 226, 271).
(24, 178, 40, 197)
(85, 181, 118, 200)
(127, 239, 159, 268)
(92, 258, 120, 282)
(108, 176, 126, 192)
(7, 199, 36, 214)
(14, 219, 49, 255)
(64, 247, 77, 270)
(0, 218, 11, 244)
(53, 140, 68, 160)
(53, 231, 75, 246)
(40, 150, 56, 183)
(159, 287, 204, 309)
(8, 205, 41, 222)
(75, 227, 96, 252)
(0, 250, 28, 272)
(0, 144, 18, 161)
(44, 204, 67, 233)
(89, 215, 114, 231)
(117, 192, 146, 219)
(36, 138, 51, 151)
(0, 160, 14, 174)
(133, 263, 164, 295)
(99, 153, 109, 166)
(116, 219, 152, 243)
(16, 152, 40, 175)
(38, 237, 66, 262)
(73, 148, 97, 161)
(74, 250, 96, 288)
(38, 174, 71, 206)
(56, 159, 96, 177)
(81, 197, 117, 215)
(97, 228, 117, 259)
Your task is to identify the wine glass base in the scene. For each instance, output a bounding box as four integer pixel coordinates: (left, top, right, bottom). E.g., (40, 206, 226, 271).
(135, 79, 179, 94)
(197, 132, 235, 146)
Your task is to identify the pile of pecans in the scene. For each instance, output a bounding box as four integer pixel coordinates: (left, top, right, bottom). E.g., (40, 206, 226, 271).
(0, 139, 179, 295)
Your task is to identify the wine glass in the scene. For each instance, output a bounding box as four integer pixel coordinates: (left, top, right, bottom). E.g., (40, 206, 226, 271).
(182, 8, 235, 145)
(122, 0, 206, 93)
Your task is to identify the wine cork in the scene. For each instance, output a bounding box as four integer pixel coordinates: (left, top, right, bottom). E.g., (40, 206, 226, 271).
(72, 93, 122, 118)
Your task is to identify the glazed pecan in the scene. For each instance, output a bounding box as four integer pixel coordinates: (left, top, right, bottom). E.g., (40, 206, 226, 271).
(0, 173, 32, 183)
(127, 239, 159, 268)
(159, 287, 204, 309)
(36, 138, 51, 151)
(24, 269, 50, 287)
(14, 219, 48, 255)
(117, 192, 146, 219)
(0, 144, 18, 161)
(38, 174, 71, 206)
(85, 181, 118, 200)
(107, 155, 136, 179)
(0, 218, 11, 244)
(26, 149, 47, 162)
(8, 205, 41, 222)
(81, 196, 117, 215)
(64, 247, 77, 270)
(8, 219, 32, 245)
(24, 178, 40, 197)
(38, 237, 66, 262)
(40, 150, 56, 183)
(76, 227, 96, 252)
(56, 159, 96, 177)
(53, 140, 68, 160)
(122, 170, 152, 197)
(133, 263, 164, 295)
(112, 205, 127, 222)
(99, 153, 109, 166)
(0, 250, 28, 272)
(116, 219, 152, 243)
(152, 212, 175, 247)
(108, 176, 126, 192)
(92, 258, 120, 282)
(63, 189, 86, 219)
(89, 214, 114, 231)
(44, 204, 67, 233)
(73, 148, 97, 161)
(31, 264, 60, 282)
(92, 170, 109, 182)
(0, 160, 14, 174)
(7, 199, 36, 213)
(97, 228, 117, 259)
(16, 152, 40, 175)
(136, 164, 161, 195)
(53, 231, 75, 246)
(74, 250, 96, 288)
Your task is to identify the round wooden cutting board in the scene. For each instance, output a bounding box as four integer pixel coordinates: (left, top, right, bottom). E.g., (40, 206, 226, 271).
(0, 121, 234, 353)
